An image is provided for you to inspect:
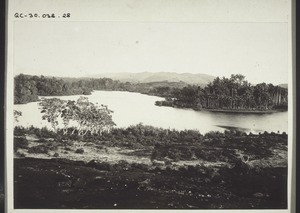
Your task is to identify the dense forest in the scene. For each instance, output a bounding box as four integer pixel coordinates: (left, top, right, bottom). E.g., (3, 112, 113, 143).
(14, 74, 187, 104)
(14, 74, 92, 104)
(155, 74, 288, 111)
(14, 74, 288, 111)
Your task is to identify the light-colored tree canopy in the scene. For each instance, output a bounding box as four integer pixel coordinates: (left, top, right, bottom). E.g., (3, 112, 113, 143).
(39, 97, 115, 135)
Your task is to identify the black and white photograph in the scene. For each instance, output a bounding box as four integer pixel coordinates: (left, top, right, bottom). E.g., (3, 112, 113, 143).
(6, 0, 293, 211)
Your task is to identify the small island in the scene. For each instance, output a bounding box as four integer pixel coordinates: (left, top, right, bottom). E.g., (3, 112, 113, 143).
(155, 74, 287, 113)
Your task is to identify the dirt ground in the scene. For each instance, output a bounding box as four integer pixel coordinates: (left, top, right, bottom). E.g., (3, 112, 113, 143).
(13, 131, 288, 209)
(14, 157, 287, 209)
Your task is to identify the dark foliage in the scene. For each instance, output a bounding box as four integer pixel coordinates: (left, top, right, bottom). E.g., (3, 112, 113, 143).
(14, 74, 186, 104)
(28, 145, 49, 154)
(14, 125, 287, 164)
(156, 74, 288, 111)
(75, 148, 84, 154)
(14, 74, 287, 112)
(14, 137, 29, 152)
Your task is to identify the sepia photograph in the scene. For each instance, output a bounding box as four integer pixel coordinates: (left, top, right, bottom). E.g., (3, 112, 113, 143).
(6, 0, 293, 211)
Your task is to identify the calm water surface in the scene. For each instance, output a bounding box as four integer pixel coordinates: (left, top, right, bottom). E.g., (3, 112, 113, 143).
(14, 91, 288, 134)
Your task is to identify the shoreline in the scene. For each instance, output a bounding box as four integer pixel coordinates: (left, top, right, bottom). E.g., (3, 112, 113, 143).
(201, 108, 286, 114)
(18, 90, 287, 116)
(155, 103, 287, 114)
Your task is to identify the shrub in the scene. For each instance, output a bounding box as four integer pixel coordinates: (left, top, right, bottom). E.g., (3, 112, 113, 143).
(64, 146, 72, 151)
(39, 127, 56, 138)
(37, 138, 47, 143)
(75, 148, 84, 154)
(131, 162, 150, 171)
(118, 160, 131, 170)
(231, 159, 251, 174)
(205, 131, 224, 139)
(14, 126, 27, 136)
(14, 137, 29, 152)
(15, 151, 26, 157)
(86, 160, 112, 171)
(14, 126, 56, 139)
(113, 160, 131, 171)
(28, 145, 48, 154)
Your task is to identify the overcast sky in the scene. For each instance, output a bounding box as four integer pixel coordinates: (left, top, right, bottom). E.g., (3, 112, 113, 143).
(13, 0, 290, 85)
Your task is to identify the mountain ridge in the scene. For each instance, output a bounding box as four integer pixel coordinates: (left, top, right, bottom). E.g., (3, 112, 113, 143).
(89, 72, 215, 86)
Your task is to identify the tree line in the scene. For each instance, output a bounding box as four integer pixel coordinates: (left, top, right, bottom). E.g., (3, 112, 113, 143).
(155, 74, 288, 111)
(14, 74, 186, 104)
(14, 74, 129, 104)
(14, 73, 288, 111)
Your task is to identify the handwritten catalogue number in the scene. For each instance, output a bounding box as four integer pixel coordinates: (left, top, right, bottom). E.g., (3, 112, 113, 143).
(14, 13, 71, 19)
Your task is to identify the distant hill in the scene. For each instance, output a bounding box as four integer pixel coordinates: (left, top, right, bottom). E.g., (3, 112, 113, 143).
(137, 81, 189, 89)
(89, 72, 215, 86)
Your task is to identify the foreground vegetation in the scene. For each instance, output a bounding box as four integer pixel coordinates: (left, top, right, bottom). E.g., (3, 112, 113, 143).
(14, 125, 287, 209)
(14, 125, 287, 163)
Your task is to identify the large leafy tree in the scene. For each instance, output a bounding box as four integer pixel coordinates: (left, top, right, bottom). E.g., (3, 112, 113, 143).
(39, 98, 66, 131)
(39, 97, 115, 135)
(70, 97, 116, 135)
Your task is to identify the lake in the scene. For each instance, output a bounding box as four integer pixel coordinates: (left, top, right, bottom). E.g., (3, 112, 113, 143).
(14, 91, 288, 134)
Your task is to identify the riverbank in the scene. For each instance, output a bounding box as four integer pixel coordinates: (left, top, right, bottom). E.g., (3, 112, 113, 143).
(155, 100, 287, 114)
(13, 125, 288, 209)
(202, 108, 286, 114)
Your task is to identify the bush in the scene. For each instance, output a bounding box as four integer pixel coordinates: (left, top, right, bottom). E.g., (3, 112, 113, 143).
(14, 137, 29, 152)
(75, 148, 84, 154)
(131, 162, 150, 171)
(28, 145, 48, 154)
(232, 159, 251, 174)
(14, 126, 56, 139)
(64, 146, 72, 151)
(113, 160, 131, 171)
(15, 151, 26, 157)
(205, 131, 224, 139)
(40, 127, 57, 138)
(14, 126, 27, 136)
(37, 138, 47, 143)
(86, 160, 112, 171)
